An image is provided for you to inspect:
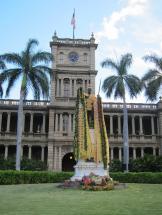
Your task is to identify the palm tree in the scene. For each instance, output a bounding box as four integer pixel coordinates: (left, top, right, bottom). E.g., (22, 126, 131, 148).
(142, 54, 162, 101)
(0, 39, 53, 170)
(101, 53, 142, 172)
(0, 60, 6, 97)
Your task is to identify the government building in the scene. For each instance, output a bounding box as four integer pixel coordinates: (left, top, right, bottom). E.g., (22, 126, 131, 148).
(0, 33, 162, 171)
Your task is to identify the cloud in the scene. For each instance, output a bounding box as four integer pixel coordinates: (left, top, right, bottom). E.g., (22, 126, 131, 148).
(95, 0, 148, 41)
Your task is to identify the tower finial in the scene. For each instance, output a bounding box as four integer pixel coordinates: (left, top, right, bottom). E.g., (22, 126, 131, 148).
(52, 30, 58, 42)
(54, 30, 57, 37)
(90, 32, 95, 43)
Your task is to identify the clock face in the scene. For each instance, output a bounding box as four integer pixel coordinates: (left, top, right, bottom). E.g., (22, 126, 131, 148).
(68, 52, 79, 62)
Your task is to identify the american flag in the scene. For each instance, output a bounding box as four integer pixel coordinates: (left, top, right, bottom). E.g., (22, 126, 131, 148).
(71, 10, 76, 29)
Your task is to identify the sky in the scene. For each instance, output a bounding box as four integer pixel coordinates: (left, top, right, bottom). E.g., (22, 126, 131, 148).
(1, 0, 162, 103)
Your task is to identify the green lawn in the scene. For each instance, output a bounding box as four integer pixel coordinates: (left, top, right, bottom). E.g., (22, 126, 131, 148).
(0, 183, 162, 215)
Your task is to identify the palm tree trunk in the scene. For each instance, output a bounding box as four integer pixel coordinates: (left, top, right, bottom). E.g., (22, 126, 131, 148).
(16, 90, 24, 171)
(123, 96, 129, 172)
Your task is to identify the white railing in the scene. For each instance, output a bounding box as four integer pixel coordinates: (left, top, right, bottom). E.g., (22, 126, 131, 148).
(103, 102, 157, 110)
(0, 99, 50, 106)
(56, 38, 91, 45)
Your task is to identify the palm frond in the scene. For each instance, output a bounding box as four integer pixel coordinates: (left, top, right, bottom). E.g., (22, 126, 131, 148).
(145, 77, 162, 101)
(101, 59, 119, 72)
(0, 53, 22, 66)
(32, 52, 53, 65)
(29, 69, 49, 99)
(143, 54, 162, 71)
(119, 53, 132, 75)
(0, 84, 3, 98)
(3, 69, 22, 97)
(25, 39, 39, 55)
(32, 65, 52, 75)
(114, 78, 125, 99)
(142, 69, 161, 82)
(124, 75, 142, 98)
(0, 60, 6, 69)
(102, 76, 118, 98)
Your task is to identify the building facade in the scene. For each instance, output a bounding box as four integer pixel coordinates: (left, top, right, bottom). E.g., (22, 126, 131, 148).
(0, 34, 162, 171)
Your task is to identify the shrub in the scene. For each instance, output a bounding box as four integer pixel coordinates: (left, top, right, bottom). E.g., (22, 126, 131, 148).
(110, 155, 162, 172)
(130, 155, 162, 172)
(109, 159, 122, 172)
(0, 157, 47, 171)
(0, 171, 73, 185)
(110, 172, 162, 184)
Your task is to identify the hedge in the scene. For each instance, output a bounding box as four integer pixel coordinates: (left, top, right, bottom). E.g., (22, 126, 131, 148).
(0, 157, 47, 171)
(110, 172, 162, 184)
(0, 171, 73, 185)
(0, 171, 162, 185)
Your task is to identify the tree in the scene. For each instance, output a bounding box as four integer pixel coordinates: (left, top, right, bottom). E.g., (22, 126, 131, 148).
(0, 39, 53, 170)
(0, 60, 6, 97)
(101, 53, 142, 172)
(142, 54, 162, 101)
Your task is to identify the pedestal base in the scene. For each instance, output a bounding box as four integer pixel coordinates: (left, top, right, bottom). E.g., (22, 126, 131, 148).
(71, 160, 109, 181)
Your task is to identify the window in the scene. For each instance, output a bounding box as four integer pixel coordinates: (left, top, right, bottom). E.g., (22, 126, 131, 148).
(63, 113, 69, 132)
(76, 79, 83, 90)
(59, 52, 64, 63)
(72, 80, 74, 96)
(83, 53, 88, 63)
(64, 78, 70, 97)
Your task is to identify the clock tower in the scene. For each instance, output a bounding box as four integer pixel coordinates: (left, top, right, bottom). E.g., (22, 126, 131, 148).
(48, 32, 98, 171)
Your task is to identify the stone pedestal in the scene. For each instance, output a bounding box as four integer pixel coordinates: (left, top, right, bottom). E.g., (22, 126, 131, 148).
(71, 160, 109, 181)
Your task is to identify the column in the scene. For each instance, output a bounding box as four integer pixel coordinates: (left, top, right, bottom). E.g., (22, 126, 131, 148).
(61, 79, 64, 97)
(42, 113, 46, 133)
(0, 112, 2, 132)
(110, 115, 113, 135)
(6, 112, 11, 132)
(28, 145, 32, 159)
(41, 146, 45, 161)
(54, 146, 57, 170)
(132, 116, 135, 135)
(153, 147, 156, 156)
(118, 115, 121, 135)
(48, 110, 55, 137)
(48, 143, 54, 170)
(55, 114, 58, 132)
(133, 148, 136, 159)
(151, 116, 155, 135)
(68, 114, 71, 134)
(110, 148, 114, 160)
(139, 116, 143, 135)
(59, 146, 62, 171)
(60, 113, 63, 132)
(56, 78, 59, 97)
(4, 145, 8, 159)
(74, 79, 77, 97)
(141, 147, 144, 158)
(119, 147, 122, 161)
(23, 114, 25, 132)
(69, 79, 72, 97)
(30, 113, 33, 133)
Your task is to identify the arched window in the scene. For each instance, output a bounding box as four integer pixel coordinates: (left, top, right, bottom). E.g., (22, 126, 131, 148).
(63, 113, 69, 132)
(59, 52, 64, 63)
(76, 79, 83, 89)
(64, 78, 70, 97)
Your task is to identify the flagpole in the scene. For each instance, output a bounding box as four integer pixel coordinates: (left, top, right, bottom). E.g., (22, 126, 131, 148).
(71, 8, 75, 40)
(73, 9, 75, 40)
(73, 25, 75, 40)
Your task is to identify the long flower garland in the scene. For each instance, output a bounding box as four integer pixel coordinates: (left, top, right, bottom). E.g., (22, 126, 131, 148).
(73, 88, 109, 169)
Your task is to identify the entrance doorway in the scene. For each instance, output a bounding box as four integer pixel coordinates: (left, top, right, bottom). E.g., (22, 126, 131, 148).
(62, 152, 76, 172)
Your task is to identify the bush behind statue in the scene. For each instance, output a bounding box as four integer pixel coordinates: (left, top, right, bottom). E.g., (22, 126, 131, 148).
(0, 157, 47, 171)
(110, 155, 162, 172)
